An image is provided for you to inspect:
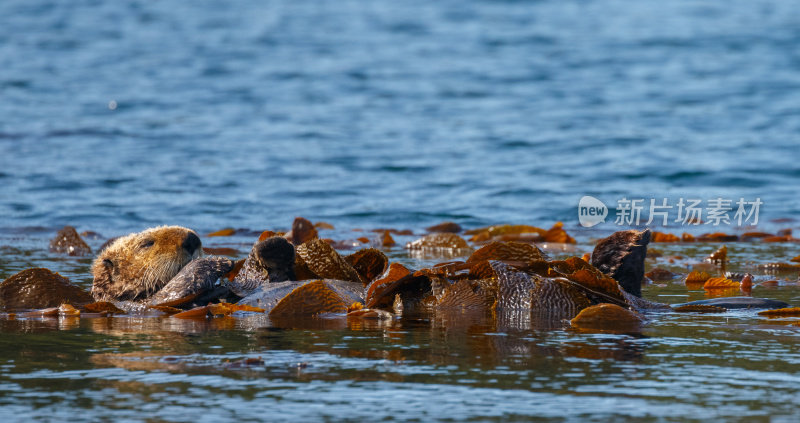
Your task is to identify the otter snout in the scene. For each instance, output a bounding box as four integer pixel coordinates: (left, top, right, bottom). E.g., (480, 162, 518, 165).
(182, 231, 201, 255)
(91, 225, 202, 302)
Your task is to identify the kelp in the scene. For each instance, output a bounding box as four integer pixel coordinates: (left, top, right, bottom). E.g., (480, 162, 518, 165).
(435, 280, 493, 310)
(464, 222, 575, 243)
(651, 232, 680, 243)
(426, 222, 462, 233)
(685, 270, 712, 286)
(370, 228, 413, 235)
(703, 277, 740, 290)
(269, 280, 358, 317)
(703, 288, 741, 298)
(314, 221, 335, 230)
(345, 248, 389, 284)
(758, 307, 800, 317)
(466, 241, 546, 264)
(762, 235, 795, 242)
(296, 239, 363, 283)
(569, 303, 642, 330)
(0, 268, 93, 311)
(365, 263, 412, 308)
(207, 228, 236, 237)
(406, 233, 470, 250)
(645, 268, 675, 281)
(697, 233, 738, 242)
(257, 230, 278, 242)
(740, 232, 774, 241)
(225, 259, 245, 282)
(49, 226, 92, 256)
(547, 257, 626, 306)
(22, 303, 81, 318)
(706, 245, 727, 264)
(381, 231, 396, 247)
(465, 224, 545, 240)
(287, 217, 319, 245)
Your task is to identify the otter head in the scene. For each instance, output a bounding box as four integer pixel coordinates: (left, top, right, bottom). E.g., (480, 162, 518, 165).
(91, 226, 202, 301)
(254, 237, 296, 283)
(591, 229, 651, 298)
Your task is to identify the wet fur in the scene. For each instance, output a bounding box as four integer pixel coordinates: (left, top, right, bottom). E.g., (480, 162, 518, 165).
(229, 237, 296, 297)
(591, 229, 651, 298)
(91, 226, 202, 301)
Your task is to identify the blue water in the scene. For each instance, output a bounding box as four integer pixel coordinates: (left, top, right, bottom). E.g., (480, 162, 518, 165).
(3, 0, 800, 421)
(2, 0, 800, 234)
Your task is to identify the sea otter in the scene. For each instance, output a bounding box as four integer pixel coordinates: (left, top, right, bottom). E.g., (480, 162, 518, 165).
(1, 226, 788, 318)
(231, 232, 653, 317)
(231, 229, 789, 319)
(91, 226, 233, 306)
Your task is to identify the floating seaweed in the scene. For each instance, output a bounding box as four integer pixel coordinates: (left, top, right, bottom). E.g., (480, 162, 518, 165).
(381, 231, 396, 247)
(465, 224, 545, 242)
(569, 303, 642, 331)
(49, 226, 92, 256)
(697, 233, 738, 242)
(758, 307, 800, 317)
(651, 232, 680, 243)
(286, 217, 319, 245)
(685, 270, 712, 286)
(296, 239, 363, 283)
(703, 277, 740, 290)
(207, 228, 236, 237)
(345, 248, 389, 284)
(645, 268, 676, 281)
(740, 232, 774, 241)
(314, 221, 335, 230)
(269, 280, 359, 317)
(705, 245, 727, 264)
(466, 241, 546, 264)
(426, 222, 462, 233)
(406, 233, 470, 250)
(225, 259, 245, 281)
(0, 268, 93, 311)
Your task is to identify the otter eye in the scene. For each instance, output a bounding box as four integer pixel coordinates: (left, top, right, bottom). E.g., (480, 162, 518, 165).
(140, 239, 155, 249)
(103, 259, 114, 268)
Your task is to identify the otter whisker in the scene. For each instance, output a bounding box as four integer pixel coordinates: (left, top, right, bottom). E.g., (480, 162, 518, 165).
(90, 226, 202, 302)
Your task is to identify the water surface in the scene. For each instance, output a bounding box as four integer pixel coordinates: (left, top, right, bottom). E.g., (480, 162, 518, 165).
(2, 0, 800, 421)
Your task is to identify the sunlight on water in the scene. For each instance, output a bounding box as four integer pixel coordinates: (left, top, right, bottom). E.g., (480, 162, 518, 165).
(1, 0, 800, 420)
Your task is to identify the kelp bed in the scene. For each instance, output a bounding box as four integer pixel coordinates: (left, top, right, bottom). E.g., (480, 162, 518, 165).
(2, 218, 800, 421)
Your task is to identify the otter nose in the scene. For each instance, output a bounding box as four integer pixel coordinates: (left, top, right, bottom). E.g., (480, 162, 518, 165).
(182, 232, 201, 254)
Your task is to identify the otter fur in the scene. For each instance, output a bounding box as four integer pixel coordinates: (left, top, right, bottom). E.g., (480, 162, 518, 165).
(91, 226, 203, 301)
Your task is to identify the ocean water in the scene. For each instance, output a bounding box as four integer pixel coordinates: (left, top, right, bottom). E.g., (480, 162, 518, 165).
(2, 0, 800, 421)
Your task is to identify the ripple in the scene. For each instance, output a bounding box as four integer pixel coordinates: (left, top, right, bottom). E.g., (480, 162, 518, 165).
(2, 0, 800, 416)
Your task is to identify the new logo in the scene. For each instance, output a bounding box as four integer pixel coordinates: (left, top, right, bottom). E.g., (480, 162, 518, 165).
(578, 196, 607, 227)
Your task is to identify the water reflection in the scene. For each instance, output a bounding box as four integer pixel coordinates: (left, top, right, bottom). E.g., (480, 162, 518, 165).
(2, 299, 800, 421)
(0, 308, 649, 375)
